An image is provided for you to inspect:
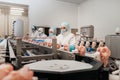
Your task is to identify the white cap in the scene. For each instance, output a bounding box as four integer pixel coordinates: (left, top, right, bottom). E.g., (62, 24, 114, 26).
(115, 27, 120, 34)
(61, 22, 70, 31)
(38, 28, 44, 33)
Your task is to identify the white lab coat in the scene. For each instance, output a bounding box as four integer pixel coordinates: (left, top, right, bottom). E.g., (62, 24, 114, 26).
(36, 33, 47, 38)
(56, 32, 75, 45)
(31, 31, 38, 38)
(45, 35, 56, 43)
(31, 31, 47, 39)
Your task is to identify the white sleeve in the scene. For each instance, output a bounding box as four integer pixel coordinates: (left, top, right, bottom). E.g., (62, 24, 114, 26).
(69, 34, 76, 45)
(34, 31, 39, 37)
(56, 35, 61, 44)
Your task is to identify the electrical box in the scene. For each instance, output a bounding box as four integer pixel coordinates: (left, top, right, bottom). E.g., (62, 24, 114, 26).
(80, 25, 94, 40)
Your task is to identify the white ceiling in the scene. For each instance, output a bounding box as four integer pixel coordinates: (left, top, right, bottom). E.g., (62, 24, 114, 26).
(56, 0, 87, 5)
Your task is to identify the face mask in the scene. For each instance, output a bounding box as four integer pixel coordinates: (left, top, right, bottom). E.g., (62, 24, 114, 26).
(61, 29, 67, 34)
(39, 32, 43, 36)
(49, 33, 54, 37)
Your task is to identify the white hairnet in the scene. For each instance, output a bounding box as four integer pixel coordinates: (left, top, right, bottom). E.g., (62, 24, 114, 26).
(115, 27, 120, 34)
(61, 22, 70, 31)
(49, 26, 56, 35)
(38, 28, 44, 33)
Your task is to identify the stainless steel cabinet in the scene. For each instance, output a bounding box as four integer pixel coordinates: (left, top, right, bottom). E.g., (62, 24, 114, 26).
(105, 35, 120, 59)
(80, 25, 94, 41)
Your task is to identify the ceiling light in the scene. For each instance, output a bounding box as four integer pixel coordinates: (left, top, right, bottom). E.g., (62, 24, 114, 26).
(10, 7, 24, 16)
(10, 7, 24, 11)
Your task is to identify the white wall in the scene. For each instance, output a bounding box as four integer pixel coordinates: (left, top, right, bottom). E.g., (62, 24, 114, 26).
(29, 0, 78, 33)
(2, 0, 119, 40)
(0, 0, 78, 34)
(78, 0, 120, 41)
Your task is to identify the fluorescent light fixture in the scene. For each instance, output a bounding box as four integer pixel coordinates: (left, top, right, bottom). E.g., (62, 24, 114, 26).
(10, 7, 24, 11)
(10, 12, 22, 16)
(10, 7, 24, 16)
(10, 10, 24, 13)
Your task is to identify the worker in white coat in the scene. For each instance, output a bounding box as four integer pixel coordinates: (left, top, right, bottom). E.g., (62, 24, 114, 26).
(31, 26, 38, 38)
(36, 28, 47, 38)
(57, 22, 75, 51)
(47, 26, 57, 47)
(49, 26, 56, 38)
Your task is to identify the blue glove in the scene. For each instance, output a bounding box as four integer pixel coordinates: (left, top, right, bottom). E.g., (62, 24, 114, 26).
(69, 45, 75, 52)
(36, 39, 45, 42)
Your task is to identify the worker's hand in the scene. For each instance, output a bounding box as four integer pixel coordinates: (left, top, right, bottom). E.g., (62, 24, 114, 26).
(2, 66, 33, 80)
(0, 64, 13, 80)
